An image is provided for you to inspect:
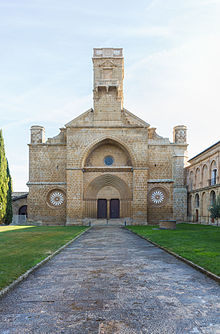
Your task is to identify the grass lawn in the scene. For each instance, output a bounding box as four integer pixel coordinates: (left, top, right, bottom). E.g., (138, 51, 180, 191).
(127, 223, 220, 276)
(0, 225, 87, 290)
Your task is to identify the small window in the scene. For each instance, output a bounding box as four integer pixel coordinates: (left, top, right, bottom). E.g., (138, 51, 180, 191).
(210, 191, 216, 205)
(195, 194, 199, 208)
(114, 49, 121, 55)
(95, 49, 102, 55)
(211, 169, 217, 185)
(104, 156, 114, 166)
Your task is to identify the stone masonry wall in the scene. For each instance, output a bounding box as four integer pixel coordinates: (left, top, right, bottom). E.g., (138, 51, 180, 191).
(29, 144, 66, 182)
(12, 197, 27, 216)
(27, 184, 66, 224)
(27, 48, 188, 225)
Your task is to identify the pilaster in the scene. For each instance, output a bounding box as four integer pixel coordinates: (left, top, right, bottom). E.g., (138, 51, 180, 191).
(66, 169, 84, 225)
(132, 168, 148, 224)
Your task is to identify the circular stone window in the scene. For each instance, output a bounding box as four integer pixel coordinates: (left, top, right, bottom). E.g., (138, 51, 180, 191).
(148, 187, 168, 207)
(104, 156, 114, 166)
(48, 190, 65, 207)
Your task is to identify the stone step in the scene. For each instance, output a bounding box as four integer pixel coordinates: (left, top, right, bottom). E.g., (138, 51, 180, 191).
(90, 219, 126, 226)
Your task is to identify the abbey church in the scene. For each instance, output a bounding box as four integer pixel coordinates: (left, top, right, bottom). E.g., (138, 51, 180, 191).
(27, 48, 188, 225)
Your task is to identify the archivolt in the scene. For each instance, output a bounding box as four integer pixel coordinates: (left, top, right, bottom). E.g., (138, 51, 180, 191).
(84, 174, 132, 200)
(81, 136, 135, 168)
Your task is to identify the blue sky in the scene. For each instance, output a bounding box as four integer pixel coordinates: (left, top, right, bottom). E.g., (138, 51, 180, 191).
(0, 0, 220, 191)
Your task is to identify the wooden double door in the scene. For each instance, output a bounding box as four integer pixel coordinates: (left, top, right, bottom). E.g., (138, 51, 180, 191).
(97, 199, 120, 219)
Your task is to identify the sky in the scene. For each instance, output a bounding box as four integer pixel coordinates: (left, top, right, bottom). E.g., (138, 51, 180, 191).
(0, 0, 220, 191)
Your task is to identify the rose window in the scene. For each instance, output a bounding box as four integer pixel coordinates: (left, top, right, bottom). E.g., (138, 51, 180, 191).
(104, 156, 114, 166)
(49, 191, 64, 206)
(151, 190, 165, 204)
(148, 187, 168, 206)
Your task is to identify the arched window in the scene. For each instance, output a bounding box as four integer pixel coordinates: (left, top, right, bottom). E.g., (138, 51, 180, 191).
(195, 168, 201, 189)
(195, 209, 199, 222)
(188, 195, 192, 216)
(195, 194, 199, 208)
(202, 192, 206, 216)
(210, 191, 216, 206)
(189, 171, 194, 190)
(211, 169, 217, 185)
(202, 165, 208, 187)
(19, 205, 27, 216)
(210, 160, 217, 185)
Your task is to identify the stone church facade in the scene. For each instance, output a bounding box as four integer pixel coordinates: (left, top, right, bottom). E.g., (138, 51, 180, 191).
(27, 48, 188, 225)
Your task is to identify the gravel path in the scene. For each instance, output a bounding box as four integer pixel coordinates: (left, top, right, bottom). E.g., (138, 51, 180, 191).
(0, 226, 219, 333)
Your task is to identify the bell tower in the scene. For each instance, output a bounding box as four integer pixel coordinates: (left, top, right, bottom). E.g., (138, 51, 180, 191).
(92, 48, 124, 124)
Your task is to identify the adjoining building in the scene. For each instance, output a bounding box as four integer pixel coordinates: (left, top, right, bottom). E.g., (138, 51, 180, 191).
(186, 141, 220, 223)
(12, 192, 28, 224)
(27, 48, 188, 225)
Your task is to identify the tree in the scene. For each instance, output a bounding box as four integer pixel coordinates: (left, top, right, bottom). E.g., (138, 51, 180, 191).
(5, 161, 13, 225)
(209, 195, 220, 226)
(0, 130, 8, 224)
(0, 130, 12, 225)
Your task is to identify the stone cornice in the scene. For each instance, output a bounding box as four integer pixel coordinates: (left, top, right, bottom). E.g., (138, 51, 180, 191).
(28, 144, 66, 147)
(27, 182, 66, 186)
(83, 167, 133, 172)
(132, 167, 149, 170)
(188, 183, 220, 193)
(65, 125, 146, 128)
(66, 167, 133, 172)
(148, 179, 174, 183)
(66, 167, 149, 172)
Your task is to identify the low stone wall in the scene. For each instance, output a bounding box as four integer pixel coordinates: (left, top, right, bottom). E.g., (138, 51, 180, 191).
(12, 215, 27, 225)
(159, 220, 176, 230)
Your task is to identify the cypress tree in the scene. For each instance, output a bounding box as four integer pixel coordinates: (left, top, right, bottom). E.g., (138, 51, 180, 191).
(5, 161, 13, 225)
(0, 130, 10, 224)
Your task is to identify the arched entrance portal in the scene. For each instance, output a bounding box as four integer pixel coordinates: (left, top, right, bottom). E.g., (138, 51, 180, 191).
(97, 199, 120, 219)
(97, 186, 120, 218)
(19, 205, 27, 216)
(84, 174, 132, 219)
(82, 138, 133, 221)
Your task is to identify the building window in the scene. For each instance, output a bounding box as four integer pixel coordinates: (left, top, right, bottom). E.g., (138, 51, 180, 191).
(47, 190, 65, 208)
(189, 171, 194, 191)
(210, 191, 216, 206)
(104, 156, 114, 166)
(195, 168, 201, 189)
(202, 164, 208, 187)
(211, 169, 217, 185)
(195, 194, 199, 208)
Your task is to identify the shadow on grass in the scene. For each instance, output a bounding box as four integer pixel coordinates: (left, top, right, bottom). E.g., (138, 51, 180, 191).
(0, 226, 37, 234)
(0, 225, 88, 290)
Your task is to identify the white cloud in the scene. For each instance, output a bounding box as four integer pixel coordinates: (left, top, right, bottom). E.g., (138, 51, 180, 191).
(119, 26, 171, 38)
(125, 34, 220, 157)
(1, 0, 220, 190)
(145, 0, 159, 11)
(200, 0, 220, 5)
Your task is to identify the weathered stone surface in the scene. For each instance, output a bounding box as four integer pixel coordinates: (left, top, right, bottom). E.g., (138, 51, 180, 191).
(0, 227, 219, 333)
(186, 141, 220, 224)
(27, 48, 188, 225)
(159, 220, 176, 229)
